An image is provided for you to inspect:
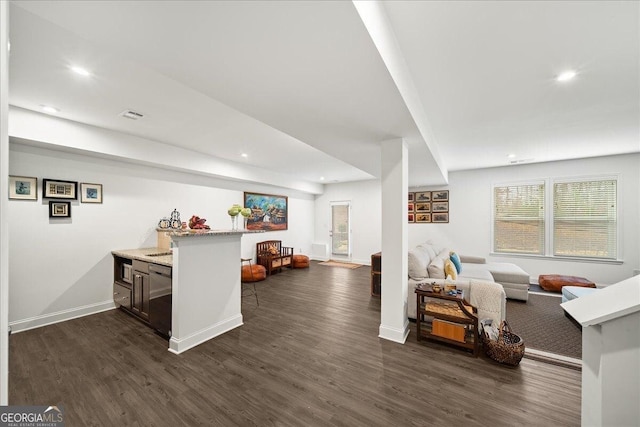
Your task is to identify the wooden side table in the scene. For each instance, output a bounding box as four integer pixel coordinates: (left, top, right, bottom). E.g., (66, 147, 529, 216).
(415, 284, 479, 356)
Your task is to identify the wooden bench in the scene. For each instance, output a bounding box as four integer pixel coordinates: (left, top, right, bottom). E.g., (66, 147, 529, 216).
(256, 240, 294, 275)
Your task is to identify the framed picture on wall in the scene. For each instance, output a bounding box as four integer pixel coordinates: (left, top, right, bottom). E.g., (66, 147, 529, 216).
(9, 176, 38, 200)
(415, 213, 431, 223)
(43, 179, 77, 200)
(408, 202, 415, 212)
(432, 202, 448, 212)
(414, 191, 431, 202)
(415, 202, 431, 212)
(408, 213, 415, 223)
(80, 183, 103, 203)
(244, 192, 288, 231)
(408, 192, 415, 202)
(432, 190, 449, 201)
(49, 201, 71, 218)
(432, 212, 449, 223)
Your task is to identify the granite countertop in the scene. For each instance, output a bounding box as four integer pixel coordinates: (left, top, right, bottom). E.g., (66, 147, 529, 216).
(160, 229, 265, 238)
(111, 247, 173, 267)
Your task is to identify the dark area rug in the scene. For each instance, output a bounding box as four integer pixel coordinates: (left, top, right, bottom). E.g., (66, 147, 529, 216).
(506, 293, 581, 359)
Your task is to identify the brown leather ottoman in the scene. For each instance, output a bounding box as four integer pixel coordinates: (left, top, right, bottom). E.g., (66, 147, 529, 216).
(241, 264, 267, 282)
(538, 274, 596, 292)
(292, 254, 310, 268)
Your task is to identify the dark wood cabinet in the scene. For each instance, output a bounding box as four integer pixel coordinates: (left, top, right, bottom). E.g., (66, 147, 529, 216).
(132, 260, 150, 320)
(371, 252, 381, 296)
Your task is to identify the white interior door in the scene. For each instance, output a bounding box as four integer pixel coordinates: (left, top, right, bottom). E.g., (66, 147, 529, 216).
(331, 202, 351, 258)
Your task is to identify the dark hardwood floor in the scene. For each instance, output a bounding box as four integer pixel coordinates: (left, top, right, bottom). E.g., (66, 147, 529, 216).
(10, 261, 581, 426)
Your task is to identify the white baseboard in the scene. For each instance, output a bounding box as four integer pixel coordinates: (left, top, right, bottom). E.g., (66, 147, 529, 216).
(168, 314, 243, 355)
(10, 300, 116, 333)
(378, 320, 410, 344)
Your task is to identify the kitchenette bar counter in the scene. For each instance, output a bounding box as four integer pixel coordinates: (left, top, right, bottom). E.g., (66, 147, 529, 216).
(111, 247, 173, 267)
(112, 229, 263, 355)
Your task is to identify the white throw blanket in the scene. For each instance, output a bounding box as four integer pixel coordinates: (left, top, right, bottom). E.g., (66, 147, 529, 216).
(469, 279, 506, 326)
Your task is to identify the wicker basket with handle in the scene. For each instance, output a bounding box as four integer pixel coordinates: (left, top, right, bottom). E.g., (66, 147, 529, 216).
(483, 320, 525, 366)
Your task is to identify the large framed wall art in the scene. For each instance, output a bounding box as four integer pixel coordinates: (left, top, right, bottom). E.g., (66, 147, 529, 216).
(243, 192, 288, 231)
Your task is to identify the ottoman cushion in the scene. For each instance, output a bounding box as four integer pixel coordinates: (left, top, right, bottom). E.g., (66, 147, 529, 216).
(242, 264, 267, 282)
(292, 254, 310, 268)
(539, 274, 596, 292)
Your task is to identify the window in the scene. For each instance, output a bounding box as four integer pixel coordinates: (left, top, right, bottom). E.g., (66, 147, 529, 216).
(493, 176, 618, 260)
(493, 183, 545, 255)
(553, 179, 617, 259)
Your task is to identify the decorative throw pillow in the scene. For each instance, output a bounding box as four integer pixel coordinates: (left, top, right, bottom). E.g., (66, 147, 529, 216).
(449, 251, 462, 274)
(408, 247, 431, 279)
(427, 256, 446, 279)
(444, 258, 458, 280)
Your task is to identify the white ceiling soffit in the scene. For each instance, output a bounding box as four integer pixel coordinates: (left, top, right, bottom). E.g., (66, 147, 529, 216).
(10, 1, 445, 186)
(383, 1, 640, 171)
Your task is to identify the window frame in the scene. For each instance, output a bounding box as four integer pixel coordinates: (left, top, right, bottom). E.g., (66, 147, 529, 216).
(491, 180, 546, 256)
(491, 174, 621, 263)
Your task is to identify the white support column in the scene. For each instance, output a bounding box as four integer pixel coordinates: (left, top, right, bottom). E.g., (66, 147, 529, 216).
(0, 0, 10, 404)
(379, 138, 409, 343)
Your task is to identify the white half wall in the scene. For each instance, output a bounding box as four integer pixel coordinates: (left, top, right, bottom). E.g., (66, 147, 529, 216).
(8, 143, 314, 331)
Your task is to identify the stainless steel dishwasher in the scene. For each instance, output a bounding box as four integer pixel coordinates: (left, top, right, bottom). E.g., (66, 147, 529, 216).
(149, 263, 172, 338)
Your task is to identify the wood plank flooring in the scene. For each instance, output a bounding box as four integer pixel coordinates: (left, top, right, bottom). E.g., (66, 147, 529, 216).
(9, 262, 581, 426)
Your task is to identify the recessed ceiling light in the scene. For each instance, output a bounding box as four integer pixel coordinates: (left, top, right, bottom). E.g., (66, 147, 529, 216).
(556, 70, 577, 82)
(507, 153, 516, 159)
(319, 176, 325, 181)
(41, 105, 59, 114)
(70, 66, 91, 76)
(241, 153, 248, 158)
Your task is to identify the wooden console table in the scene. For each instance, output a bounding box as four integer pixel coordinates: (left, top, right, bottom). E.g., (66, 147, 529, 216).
(415, 283, 479, 356)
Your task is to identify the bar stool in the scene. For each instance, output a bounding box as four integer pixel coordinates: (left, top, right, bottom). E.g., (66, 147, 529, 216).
(241, 258, 259, 306)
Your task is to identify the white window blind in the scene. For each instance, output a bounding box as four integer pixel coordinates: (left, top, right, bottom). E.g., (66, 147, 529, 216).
(494, 183, 545, 255)
(553, 179, 617, 259)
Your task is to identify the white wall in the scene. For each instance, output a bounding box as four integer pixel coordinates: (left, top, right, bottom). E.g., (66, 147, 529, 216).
(410, 154, 640, 285)
(314, 179, 381, 265)
(8, 143, 314, 331)
(315, 154, 639, 284)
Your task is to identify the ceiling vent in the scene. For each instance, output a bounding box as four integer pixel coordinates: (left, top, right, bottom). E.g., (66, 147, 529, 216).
(120, 110, 144, 120)
(510, 158, 534, 165)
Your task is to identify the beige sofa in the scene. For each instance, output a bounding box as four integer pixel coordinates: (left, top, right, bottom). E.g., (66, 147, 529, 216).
(408, 242, 531, 301)
(407, 242, 529, 325)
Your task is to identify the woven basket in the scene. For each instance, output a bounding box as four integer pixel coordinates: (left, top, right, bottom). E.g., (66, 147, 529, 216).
(483, 320, 525, 366)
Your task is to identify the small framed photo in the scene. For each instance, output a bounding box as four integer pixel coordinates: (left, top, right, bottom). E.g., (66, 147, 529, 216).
(415, 191, 431, 202)
(9, 176, 38, 200)
(408, 192, 415, 202)
(432, 202, 449, 212)
(416, 213, 431, 223)
(408, 213, 415, 223)
(43, 179, 77, 200)
(80, 183, 103, 203)
(408, 202, 415, 212)
(432, 212, 449, 223)
(432, 190, 449, 201)
(415, 202, 431, 212)
(49, 201, 71, 218)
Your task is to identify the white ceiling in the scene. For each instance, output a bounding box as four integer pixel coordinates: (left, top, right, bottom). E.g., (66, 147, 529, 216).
(7, 1, 640, 189)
